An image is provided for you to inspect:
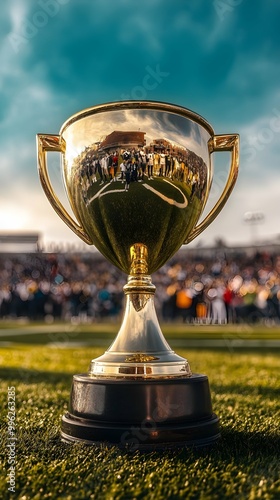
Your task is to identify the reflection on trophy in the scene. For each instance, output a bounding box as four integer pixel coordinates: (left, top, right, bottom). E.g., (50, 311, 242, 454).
(37, 101, 239, 448)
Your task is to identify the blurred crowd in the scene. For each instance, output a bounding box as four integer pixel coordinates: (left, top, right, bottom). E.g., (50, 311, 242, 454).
(1, 248, 280, 324)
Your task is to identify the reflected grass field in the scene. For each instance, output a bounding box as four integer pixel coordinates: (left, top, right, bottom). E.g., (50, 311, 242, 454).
(0, 324, 279, 499)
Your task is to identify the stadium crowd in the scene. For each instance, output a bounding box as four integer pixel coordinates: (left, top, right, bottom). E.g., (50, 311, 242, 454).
(0, 248, 280, 324)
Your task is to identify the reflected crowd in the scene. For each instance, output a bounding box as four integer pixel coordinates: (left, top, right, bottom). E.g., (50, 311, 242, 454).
(76, 142, 207, 199)
(1, 248, 280, 324)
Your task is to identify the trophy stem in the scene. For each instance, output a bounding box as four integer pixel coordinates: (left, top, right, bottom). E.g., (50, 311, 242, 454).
(62, 244, 219, 447)
(89, 244, 191, 378)
(63, 271, 219, 448)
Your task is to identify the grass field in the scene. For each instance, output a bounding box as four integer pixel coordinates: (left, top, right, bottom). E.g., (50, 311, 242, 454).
(0, 323, 279, 499)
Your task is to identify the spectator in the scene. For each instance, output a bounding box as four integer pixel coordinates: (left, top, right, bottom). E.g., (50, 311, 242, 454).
(1, 247, 280, 324)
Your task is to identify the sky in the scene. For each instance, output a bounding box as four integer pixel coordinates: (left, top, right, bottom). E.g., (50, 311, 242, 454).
(0, 0, 280, 252)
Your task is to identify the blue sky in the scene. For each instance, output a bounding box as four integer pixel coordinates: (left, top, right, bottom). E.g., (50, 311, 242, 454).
(1, 0, 280, 249)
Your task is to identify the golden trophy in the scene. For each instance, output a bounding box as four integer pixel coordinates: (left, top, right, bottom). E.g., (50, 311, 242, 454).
(37, 101, 239, 448)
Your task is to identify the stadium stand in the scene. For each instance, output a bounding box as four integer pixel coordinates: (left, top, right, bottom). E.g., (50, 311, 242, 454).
(1, 238, 280, 324)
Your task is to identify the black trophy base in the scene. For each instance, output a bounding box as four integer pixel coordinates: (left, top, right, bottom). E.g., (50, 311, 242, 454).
(61, 374, 220, 450)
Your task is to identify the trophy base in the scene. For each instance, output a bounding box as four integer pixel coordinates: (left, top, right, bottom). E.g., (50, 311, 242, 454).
(61, 374, 220, 449)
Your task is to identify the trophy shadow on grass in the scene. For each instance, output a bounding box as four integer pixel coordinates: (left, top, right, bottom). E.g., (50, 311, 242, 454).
(211, 381, 280, 399)
(172, 428, 280, 461)
(219, 428, 280, 456)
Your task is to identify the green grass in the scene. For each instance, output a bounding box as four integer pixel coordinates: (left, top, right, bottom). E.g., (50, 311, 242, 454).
(1, 321, 280, 345)
(0, 328, 280, 499)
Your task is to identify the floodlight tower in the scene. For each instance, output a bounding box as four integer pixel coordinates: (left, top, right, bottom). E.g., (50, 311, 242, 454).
(244, 211, 265, 244)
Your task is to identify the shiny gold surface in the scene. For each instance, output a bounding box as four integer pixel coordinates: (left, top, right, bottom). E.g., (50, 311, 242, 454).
(125, 354, 159, 362)
(37, 100, 239, 379)
(38, 100, 239, 275)
(37, 134, 92, 245)
(89, 243, 192, 378)
(129, 243, 149, 275)
(186, 134, 239, 243)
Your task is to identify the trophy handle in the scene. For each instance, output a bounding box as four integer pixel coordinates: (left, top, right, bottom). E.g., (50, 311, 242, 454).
(185, 134, 239, 244)
(37, 134, 92, 245)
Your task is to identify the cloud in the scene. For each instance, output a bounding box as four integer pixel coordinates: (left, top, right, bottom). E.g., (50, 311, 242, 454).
(239, 108, 280, 179)
(0, 0, 279, 248)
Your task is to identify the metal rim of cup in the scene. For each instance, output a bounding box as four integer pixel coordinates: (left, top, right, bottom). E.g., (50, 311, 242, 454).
(59, 100, 215, 137)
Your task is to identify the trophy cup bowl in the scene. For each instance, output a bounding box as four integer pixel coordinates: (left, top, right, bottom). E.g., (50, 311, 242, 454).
(37, 101, 239, 449)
